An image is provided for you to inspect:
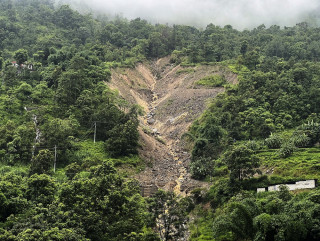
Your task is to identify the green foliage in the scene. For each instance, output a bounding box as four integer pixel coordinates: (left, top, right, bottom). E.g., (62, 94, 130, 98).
(208, 189, 320, 241)
(0, 122, 35, 164)
(59, 162, 150, 240)
(278, 141, 296, 158)
(265, 133, 283, 149)
(0, 173, 28, 222)
(0, 3, 152, 236)
(277, 185, 292, 201)
(190, 157, 214, 180)
(26, 174, 56, 205)
(195, 75, 226, 87)
(190, 113, 225, 159)
(65, 162, 81, 180)
(256, 147, 320, 180)
(291, 131, 311, 148)
(297, 121, 320, 146)
(29, 150, 53, 175)
(42, 117, 78, 148)
(106, 117, 139, 157)
(213, 201, 256, 241)
(245, 140, 262, 151)
(3, 1, 320, 240)
(223, 145, 261, 181)
(14, 49, 28, 65)
(206, 178, 240, 209)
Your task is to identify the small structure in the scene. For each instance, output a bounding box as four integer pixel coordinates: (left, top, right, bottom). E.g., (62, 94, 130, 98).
(11, 61, 19, 67)
(12, 61, 33, 70)
(257, 180, 316, 193)
(257, 187, 266, 193)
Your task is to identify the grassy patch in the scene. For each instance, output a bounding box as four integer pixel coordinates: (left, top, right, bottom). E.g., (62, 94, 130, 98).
(73, 140, 145, 174)
(74, 140, 108, 165)
(227, 63, 250, 74)
(111, 155, 145, 176)
(257, 147, 320, 180)
(195, 75, 226, 87)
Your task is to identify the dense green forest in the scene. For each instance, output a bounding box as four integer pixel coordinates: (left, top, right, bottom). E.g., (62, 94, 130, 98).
(1, 0, 320, 240)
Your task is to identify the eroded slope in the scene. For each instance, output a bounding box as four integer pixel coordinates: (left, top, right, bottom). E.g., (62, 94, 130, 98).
(109, 58, 237, 196)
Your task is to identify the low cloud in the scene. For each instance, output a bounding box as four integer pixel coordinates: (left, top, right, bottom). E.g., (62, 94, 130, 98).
(59, 0, 320, 29)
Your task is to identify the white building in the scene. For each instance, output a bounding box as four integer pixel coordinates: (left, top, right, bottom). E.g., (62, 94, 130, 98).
(257, 180, 316, 192)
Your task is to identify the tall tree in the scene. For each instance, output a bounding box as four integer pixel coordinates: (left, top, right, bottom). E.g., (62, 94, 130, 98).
(223, 145, 260, 181)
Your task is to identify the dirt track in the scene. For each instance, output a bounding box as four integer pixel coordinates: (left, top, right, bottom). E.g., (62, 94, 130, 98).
(109, 58, 237, 196)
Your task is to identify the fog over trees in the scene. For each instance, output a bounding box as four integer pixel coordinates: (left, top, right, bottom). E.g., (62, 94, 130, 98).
(59, 0, 320, 29)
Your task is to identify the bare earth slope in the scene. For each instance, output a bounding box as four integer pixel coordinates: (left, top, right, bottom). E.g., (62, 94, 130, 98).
(109, 58, 237, 196)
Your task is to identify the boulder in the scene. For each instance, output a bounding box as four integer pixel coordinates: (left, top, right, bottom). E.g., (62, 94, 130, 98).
(147, 118, 155, 124)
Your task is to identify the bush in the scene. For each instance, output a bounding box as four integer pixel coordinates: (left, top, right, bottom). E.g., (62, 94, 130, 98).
(245, 140, 261, 151)
(105, 119, 139, 157)
(190, 157, 214, 180)
(65, 163, 81, 180)
(29, 150, 53, 175)
(195, 75, 226, 87)
(297, 121, 320, 146)
(278, 141, 295, 158)
(265, 133, 282, 149)
(291, 131, 310, 148)
(206, 179, 240, 208)
(191, 188, 205, 204)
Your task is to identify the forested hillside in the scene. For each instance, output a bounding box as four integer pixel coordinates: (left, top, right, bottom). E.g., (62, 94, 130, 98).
(1, 0, 320, 240)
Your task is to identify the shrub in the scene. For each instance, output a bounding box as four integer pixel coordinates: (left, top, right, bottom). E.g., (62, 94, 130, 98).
(195, 75, 226, 87)
(297, 121, 320, 146)
(245, 140, 261, 151)
(291, 131, 310, 148)
(29, 150, 53, 175)
(265, 133, 282, 149)
(206, 178, 240, 208)
(65, 162, 81, 180)
(190, 157, 214, 180)
(278, 141, 295, 158)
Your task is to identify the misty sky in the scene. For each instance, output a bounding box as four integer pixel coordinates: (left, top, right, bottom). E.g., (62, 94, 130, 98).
(61, 0, 320, 29)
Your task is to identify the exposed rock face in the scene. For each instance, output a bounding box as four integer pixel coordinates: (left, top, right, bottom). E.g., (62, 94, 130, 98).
(109, 57, 238, 196)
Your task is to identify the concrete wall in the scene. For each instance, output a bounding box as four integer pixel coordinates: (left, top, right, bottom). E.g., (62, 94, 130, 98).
(257, 188, 266, 193)
(257, 180, 316, 193)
